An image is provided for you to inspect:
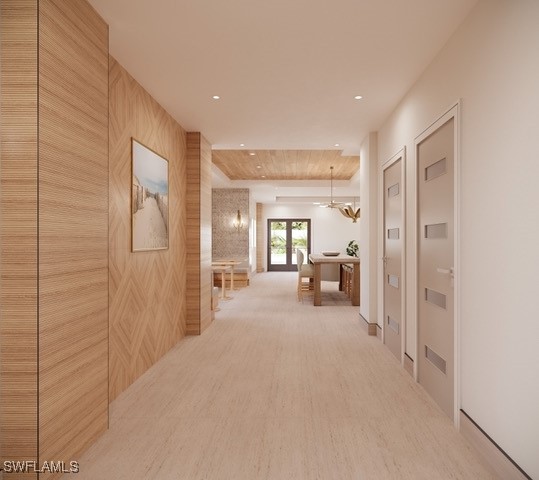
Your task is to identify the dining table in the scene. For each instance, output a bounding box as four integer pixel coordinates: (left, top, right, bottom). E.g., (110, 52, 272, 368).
(308, 253, 360, 306)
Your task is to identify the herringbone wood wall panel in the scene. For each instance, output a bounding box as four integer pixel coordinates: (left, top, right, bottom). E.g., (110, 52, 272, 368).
(186, 133, 213, 335)
(109, 57, 187, 401)
(38, 0, 109, 475)
(0, 1, 39, 476)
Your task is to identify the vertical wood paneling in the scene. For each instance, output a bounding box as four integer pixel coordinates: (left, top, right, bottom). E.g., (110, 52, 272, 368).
(109, 57, 187, 401)
(256, 203, 264, 272)
(0, 1, 39, 477)
(38, 0, 109, 474)
(186, 133, 212, 335)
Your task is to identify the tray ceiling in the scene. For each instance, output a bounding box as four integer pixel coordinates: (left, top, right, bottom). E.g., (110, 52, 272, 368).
(212, 150, 359, 181)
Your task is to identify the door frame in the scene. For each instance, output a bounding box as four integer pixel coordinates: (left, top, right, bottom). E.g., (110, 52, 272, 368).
(413, 101, 461, 426)
(378, 148, 407, 366)
(266, 218, 311, 271)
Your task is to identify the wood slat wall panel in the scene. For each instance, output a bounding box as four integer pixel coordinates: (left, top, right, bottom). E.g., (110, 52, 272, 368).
(186, 134, 201, 335)
(212, 149, 360, 180)
(109, 56, 187, 401)
(38, 0, 109, 475)
(186, 133, 212, 335)
(0, 1, 39, 477)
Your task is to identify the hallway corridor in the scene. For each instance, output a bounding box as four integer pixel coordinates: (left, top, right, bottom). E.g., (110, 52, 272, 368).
(70, 273, 495, 479)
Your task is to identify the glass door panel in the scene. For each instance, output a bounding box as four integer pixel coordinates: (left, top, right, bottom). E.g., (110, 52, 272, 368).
(291, 221, 309, 266)
(267, 219, 311, 271)
(269, 221, 287, 265)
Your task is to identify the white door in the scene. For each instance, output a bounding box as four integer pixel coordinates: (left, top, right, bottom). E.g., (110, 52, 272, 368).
(417, 117, 455, 419)
(383, 157, 403, 361)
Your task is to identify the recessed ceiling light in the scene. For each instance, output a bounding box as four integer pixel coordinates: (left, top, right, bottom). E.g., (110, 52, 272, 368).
(212, 95, 220, 100)
(249, 152, 256, 156)
(354, 95, 363, 100)
(240, 143, 245, 147)
(261, 175, 266, 178)
(334, 143, 340, 147)
(313, 202, 321, 205)
(256, 165, 262, 169)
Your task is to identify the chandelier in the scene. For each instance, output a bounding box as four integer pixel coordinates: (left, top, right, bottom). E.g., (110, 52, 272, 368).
(339, 198, 360, 223)
(320, 166, 346, 208)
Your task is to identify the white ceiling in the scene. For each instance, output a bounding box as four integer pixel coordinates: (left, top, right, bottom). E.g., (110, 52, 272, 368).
(88, 0, 477, 203)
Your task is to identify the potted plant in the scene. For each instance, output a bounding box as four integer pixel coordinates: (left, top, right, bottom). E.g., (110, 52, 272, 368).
(346, 240, 359, 257)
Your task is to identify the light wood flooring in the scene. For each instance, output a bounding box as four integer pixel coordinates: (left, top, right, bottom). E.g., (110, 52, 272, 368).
(68, 272, 496, 480)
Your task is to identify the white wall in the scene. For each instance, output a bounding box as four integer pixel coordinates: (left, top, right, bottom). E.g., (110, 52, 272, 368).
(359, 133, 378, 324)
(377, 0, 539, 477)
(249, 193, 257, 272)
(262, 203, 360, 280)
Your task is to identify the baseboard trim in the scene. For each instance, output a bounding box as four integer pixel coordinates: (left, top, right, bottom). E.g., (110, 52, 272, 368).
(359, 313, 378, 336)
(376, 324, 382, 340)
(459, 410, 531, 480)
(403, 353, 414, 377)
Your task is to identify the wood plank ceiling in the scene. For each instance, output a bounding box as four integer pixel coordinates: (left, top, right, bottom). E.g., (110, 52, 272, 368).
(212, 150, 360, 180)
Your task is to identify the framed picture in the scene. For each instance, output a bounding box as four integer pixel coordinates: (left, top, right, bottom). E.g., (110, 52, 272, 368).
(131, 138, 169, 252)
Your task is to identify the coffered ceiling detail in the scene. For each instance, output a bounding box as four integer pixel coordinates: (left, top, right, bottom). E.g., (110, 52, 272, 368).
(212, 150, 359, 181)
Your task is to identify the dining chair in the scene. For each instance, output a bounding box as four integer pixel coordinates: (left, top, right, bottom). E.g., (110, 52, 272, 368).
(296, 249, 314, 302)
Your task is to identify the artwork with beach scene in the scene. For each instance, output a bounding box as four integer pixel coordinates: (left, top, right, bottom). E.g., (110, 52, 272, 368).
(132, 139, 169, 251)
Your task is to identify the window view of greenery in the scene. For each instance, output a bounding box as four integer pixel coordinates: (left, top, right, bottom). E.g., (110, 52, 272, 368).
(270, 221, 308, 265)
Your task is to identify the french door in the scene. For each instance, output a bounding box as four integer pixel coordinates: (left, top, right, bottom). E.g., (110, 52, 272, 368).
(267, 219, 311, 271)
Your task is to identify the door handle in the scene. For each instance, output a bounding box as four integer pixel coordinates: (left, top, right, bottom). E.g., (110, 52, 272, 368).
(437, 267, 455, 287)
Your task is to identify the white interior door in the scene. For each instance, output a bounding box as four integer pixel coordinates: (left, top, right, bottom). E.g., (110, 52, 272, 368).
(383, 157, 404, 361)
(417, 117, 455, 419)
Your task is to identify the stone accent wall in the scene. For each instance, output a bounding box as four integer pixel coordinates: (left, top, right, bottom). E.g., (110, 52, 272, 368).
(212, 188, 250, 261)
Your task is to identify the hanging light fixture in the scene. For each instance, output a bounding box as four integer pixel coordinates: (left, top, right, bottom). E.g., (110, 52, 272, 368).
(320, 166, 346, 208)
(339, 197, 360, 222)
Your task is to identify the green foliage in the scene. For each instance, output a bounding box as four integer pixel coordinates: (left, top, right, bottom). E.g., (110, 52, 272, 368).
(292, 221, 307, 230)
(292, 237, 307, 247)
(346, 240, 359, 257)
(271, 234, 286, 254)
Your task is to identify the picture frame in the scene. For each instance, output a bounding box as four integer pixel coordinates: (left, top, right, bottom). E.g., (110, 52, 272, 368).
(131, 138, 169, 252)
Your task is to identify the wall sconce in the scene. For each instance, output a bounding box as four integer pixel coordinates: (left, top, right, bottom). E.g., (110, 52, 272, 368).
(233, 210, 244, 232)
